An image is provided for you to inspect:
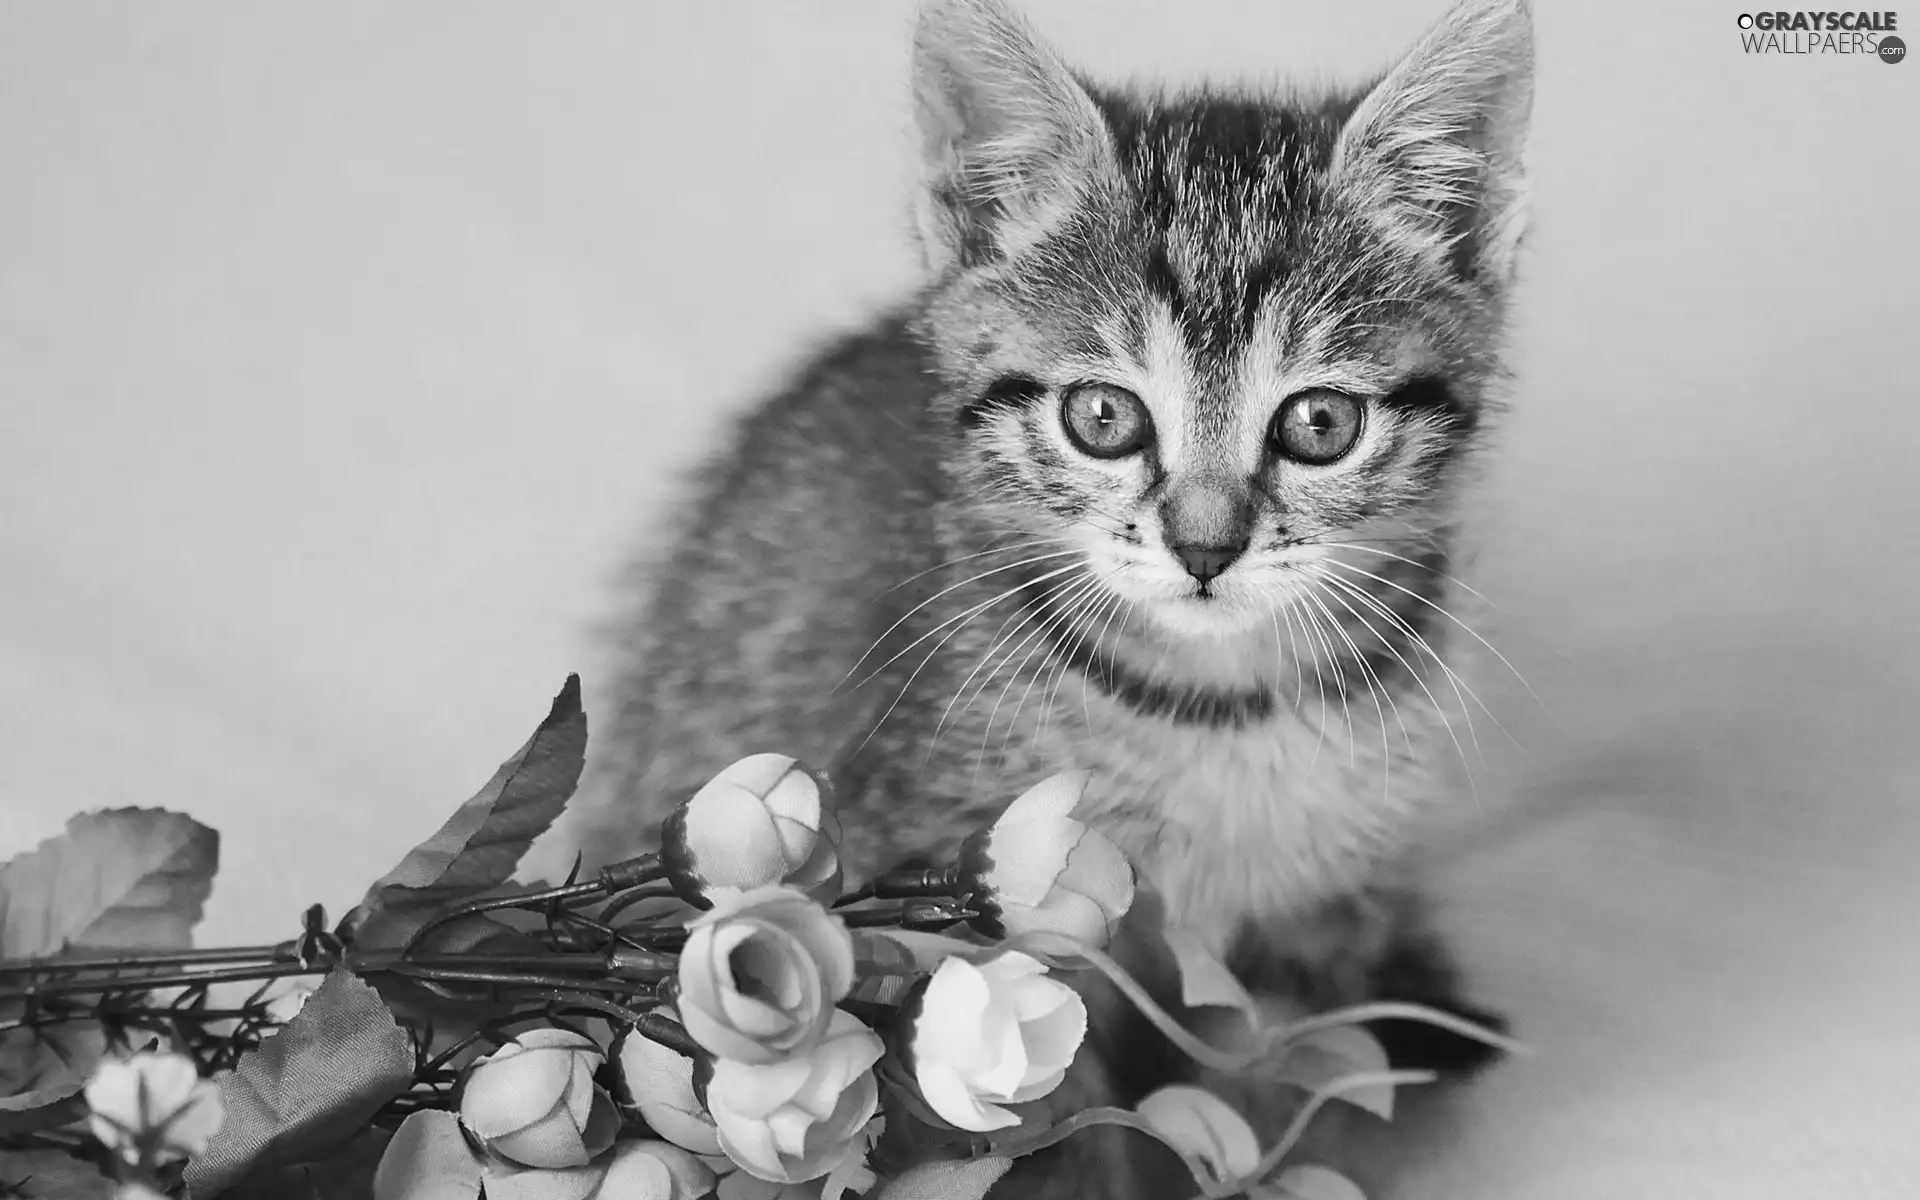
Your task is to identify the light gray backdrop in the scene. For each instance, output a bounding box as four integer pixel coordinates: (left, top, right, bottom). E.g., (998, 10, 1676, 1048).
(3, 2, 1916, 1196)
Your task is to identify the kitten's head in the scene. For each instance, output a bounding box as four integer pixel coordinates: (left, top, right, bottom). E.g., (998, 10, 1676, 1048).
(909, 0, 1532, 642)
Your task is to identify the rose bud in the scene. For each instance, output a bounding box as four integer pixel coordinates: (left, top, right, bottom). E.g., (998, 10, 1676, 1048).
(84, 1050, 224, 1165)
(677, 885, 855, 1065)
(957, 771, 1135, 949)
(610, 1024, 722, 1155)
(906, 951, 1087, 1132)
(662, 754, 844, 906)
(707, 1009, 883, 1183)
(460, 1029, 620, 1169)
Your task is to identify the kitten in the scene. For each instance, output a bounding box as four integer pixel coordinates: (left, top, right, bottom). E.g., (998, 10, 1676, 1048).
(561, 0, 1531, 1185)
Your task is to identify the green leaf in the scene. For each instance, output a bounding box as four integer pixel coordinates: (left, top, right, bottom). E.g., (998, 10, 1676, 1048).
(1265, 1164, 1369, 1200)
(0, 1077, 88, 1137)
(223, 1127, 395, 1200)
(0, 1024, 110, 1119)
(874, 1156, 1013, 1200)
(1134, 1085, 1259, 1185)
(1274, 1026, 1394, 1120)
(1161, 928, 1257, 1025)
(369, 1111, 483, 1200)
(344, 676, 587, 950)
(0, 808, 218, 957)
(183, 969, 415, 1196)
(0, 1148, 115, 1199)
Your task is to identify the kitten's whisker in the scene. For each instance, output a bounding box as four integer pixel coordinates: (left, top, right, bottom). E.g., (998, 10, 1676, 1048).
(877, 537, 1063, 599)
(1043, 587, 1122, 744)
(1291, 591, 1346, 775)
(840, 556, 1084, 694)
(924, 575, 1075, 768)
(1318, 558, 1550, 744)
(1293, 583, 1371, 771)
(999, 576, 1108, 762)
(1291, 581, 1400, 802)
(1305, 574, 1475, 805)
(1311, 566, 1499, 767)
(1314, 540, 1499, 610)
(1082, 589, 1131, 730)
(975, 575, 1105, 779)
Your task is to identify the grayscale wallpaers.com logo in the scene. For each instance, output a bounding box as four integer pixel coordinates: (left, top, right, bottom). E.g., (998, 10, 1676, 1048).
(1736, 11, 1905, 59)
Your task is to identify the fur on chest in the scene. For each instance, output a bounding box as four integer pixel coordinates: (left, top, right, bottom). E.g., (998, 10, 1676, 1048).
(1052, 684, 1453, 954)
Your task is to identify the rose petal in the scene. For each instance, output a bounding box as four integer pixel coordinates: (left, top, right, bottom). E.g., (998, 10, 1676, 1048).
(463, 1053, 577, 1139)
(484, 1157, 605, 1200)
(1015, 986, 1086, 1083)
(512, 1030, 602, 1055)
(995, 772, 1090, 829)
(915, 1061, 1018, 1133)
(982, 821, 1080, 908)
(714, 1103, 785, 1180)
(619, 1037, 723, 1156)
(592, 1150, 674, 1200)
(612, 1140, 717, 1200)
(487, 1094, 591, 1169)
(711, 1057, 817, 1123)
(1002, 885, 1108, 946)
(685, 781, 789, 888)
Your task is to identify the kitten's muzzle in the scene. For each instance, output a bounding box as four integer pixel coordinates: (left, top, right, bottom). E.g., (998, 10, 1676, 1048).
(1160, 476, 1253, 585)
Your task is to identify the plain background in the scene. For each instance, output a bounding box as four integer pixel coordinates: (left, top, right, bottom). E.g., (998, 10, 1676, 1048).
(3, 2, 1917, 1196)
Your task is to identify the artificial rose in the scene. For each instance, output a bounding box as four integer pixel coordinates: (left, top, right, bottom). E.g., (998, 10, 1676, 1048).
(958, 771, 1134, 949)
(677, 885, 855, 1065)
(612, 1024, 723, 1154)
(588, 1139, 716, 1199)
(662, 754, 844, 905)
(706, 1009, 883, 1183)
(460, 1029, 620, 1169)
(907, 951, 1086, 1132)
(263, 980, 316, 1025)
(84, 1050, 224, 1165)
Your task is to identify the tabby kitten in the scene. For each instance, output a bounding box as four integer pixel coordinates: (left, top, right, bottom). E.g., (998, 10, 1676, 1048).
(562, 0, 1532, 1170)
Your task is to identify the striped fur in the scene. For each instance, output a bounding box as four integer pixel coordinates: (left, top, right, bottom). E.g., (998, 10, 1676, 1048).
(562, 4, 1534, 1180)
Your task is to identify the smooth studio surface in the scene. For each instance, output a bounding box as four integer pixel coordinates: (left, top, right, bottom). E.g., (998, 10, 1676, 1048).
(3, 2, 1917, 1196)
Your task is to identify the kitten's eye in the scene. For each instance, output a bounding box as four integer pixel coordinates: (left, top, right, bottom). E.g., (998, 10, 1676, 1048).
(1270, 389, 1364, 465)
(1061, 383, 1152, 459)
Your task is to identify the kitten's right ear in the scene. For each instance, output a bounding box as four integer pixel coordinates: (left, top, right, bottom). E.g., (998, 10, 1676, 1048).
(910, 0, 1114, 274)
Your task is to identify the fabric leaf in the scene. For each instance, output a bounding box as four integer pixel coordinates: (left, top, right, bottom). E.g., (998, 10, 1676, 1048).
(0, 1148, 116, 1199)
(223, 1127, 396, 1200)
(370, 1110, 483, 1200)
(346, 676, 587, 949)
(0, 1077, 88, 1137)
(1274, 1026, 1394, 1120)
(1134, 1085, 1260, 1185)
(0, 808, 217, 957)
(875, 1156, 1013, 1200)
(1161, 928, 1258, 1024)
(184, 969, 415, 1195)
(0, 1023, 110, 1116)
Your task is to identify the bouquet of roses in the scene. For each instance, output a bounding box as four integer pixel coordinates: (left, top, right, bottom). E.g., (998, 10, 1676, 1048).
(0, 677, 1509, 1200)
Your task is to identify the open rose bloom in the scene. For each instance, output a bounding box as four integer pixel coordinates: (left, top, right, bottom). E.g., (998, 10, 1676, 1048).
(907, 952, 1088, 1132)
(677, 884, 856, 1064)
(707, 1009, 885, 1183)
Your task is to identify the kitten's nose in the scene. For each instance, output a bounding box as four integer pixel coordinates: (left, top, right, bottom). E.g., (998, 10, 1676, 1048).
(1174, 544, 1243, 584)
(1161, 476, 1252, 585)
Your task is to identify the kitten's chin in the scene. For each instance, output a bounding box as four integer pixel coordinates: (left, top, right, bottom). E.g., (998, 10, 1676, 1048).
(1143, 593, 1267, 641)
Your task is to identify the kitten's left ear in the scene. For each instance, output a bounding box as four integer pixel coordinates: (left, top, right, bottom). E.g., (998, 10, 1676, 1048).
(1332, 0, 1534, 286)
